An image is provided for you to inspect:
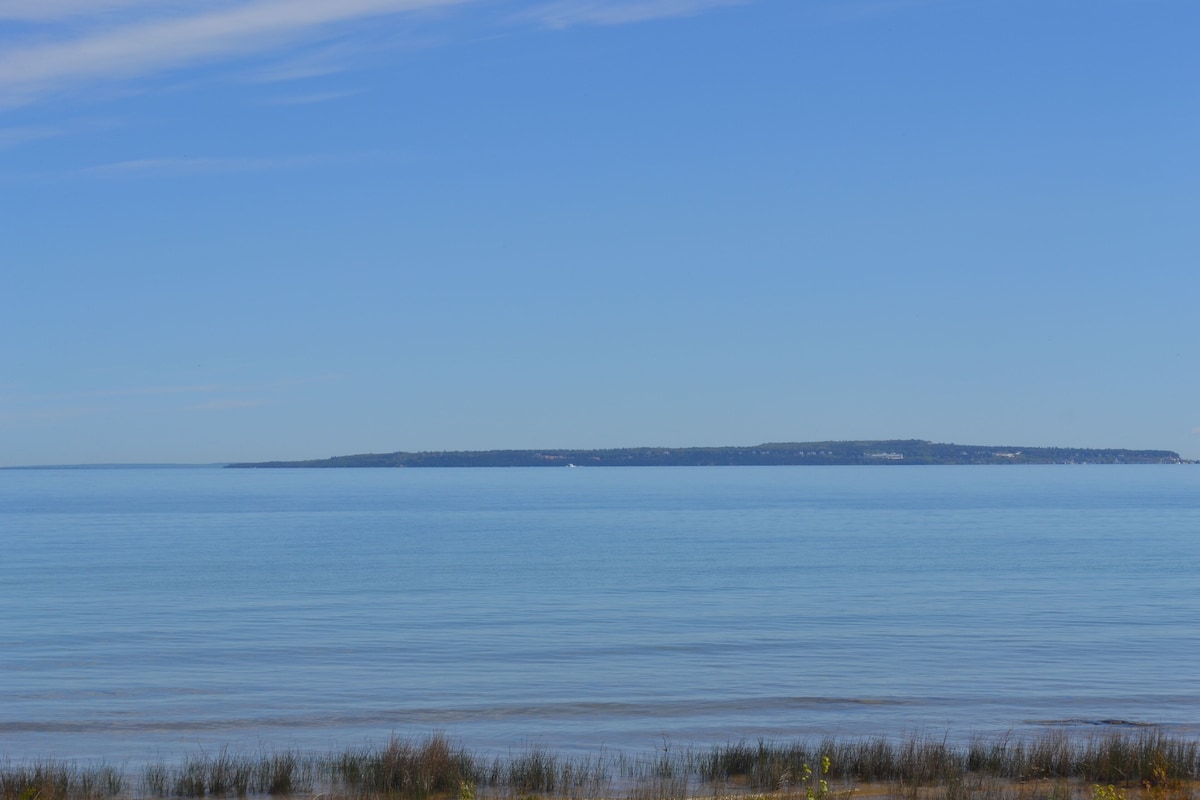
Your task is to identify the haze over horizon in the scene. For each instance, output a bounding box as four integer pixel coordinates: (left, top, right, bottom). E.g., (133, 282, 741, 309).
(3, 0, 1198, 467)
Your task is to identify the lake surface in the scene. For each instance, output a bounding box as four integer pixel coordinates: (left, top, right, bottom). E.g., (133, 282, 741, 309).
(2, 465, 1198, 764)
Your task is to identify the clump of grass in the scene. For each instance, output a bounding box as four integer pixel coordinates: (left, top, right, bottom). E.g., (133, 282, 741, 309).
(255, 752, 302, 797)
(492, 747, 558, 794)
(477, 746, 611, 799)
(141, 762, 170, 799)
(170, 757, 208, 798)
(897, 737, 965, 786)
(696, 731, 1200, 795)
(203, 749, 253, 797)
(329, 734, 478, 799)
(138, 749, 314, 798)
(1080, 732, 1200, 786)
(1, 762, 123, 800)
(1, 761, 72, 800)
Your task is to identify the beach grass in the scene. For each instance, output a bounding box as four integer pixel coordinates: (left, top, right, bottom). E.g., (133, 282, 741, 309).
(3, 731, 1198, 800)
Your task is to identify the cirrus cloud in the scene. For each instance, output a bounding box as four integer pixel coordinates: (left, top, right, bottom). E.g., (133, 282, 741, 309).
(0, 0, 759, 110)
(0, 0, 168, 22)
(78, 151, 384, 178)
(0, 0, 472, 109)
(525, 0, 748, 28)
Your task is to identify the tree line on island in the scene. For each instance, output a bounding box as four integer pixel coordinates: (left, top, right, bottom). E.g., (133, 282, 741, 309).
(226, 440, 1190, 468)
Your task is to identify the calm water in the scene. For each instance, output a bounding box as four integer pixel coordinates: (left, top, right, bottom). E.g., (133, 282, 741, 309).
(2, 465, 1198, 764)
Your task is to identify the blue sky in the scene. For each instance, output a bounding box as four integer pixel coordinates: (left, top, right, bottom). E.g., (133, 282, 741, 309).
(2, 0, 1197, 465)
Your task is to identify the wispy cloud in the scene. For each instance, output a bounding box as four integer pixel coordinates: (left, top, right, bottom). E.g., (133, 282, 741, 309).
(814, 0, 957, 23)
(0, 116, 122, 151)
(263, 89, 365, 105)
(0, 0, 167, 22)
(185, 399, 270, 411)
(246, 45, 372, 84)
(78, 151, 386, 178)
(525, 0, 748, 29)
(82, 383, 224, 398)
(0, 0, 472, 108)
(0, 0, 758, 110)
(0, 405, 98, 426)
(0, 124, 64, 148)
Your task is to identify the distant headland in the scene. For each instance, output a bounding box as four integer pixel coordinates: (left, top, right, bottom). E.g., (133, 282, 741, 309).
(226, 440, 1191, 468)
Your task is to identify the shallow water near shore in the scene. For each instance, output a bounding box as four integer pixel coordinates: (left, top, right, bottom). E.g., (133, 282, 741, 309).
(2, 465, 1198, 764)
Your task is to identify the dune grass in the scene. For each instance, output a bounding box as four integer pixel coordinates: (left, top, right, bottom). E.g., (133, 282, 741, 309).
(3, 731, 1198, 800)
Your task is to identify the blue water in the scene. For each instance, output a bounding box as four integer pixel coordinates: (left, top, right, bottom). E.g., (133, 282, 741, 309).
(2, 465, 1198, 764)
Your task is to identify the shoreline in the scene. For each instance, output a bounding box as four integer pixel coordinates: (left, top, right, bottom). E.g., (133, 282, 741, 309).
(223, 441, 1193, 469)
(5, 730, 1198, 800)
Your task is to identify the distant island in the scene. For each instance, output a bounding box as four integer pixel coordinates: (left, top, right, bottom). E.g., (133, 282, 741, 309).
(226, 440, 1191, 468)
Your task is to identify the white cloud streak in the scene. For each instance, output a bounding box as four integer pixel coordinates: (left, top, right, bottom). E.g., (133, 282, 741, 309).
(78, 151, 387, 178)
(0, 0, 755, 111)
(0, 124, 64, 148)
(814, 0, 957, 23)
(0, 406, 97, 426)
(262, 89, 365, 105)
(526, 0, 747, 28)
(186, 399, 269, 411)
(82, 384, 224, 398)
(0, 0, 169, 22)
(0, 0, 471, 108)
(244, 43, 373, 83)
